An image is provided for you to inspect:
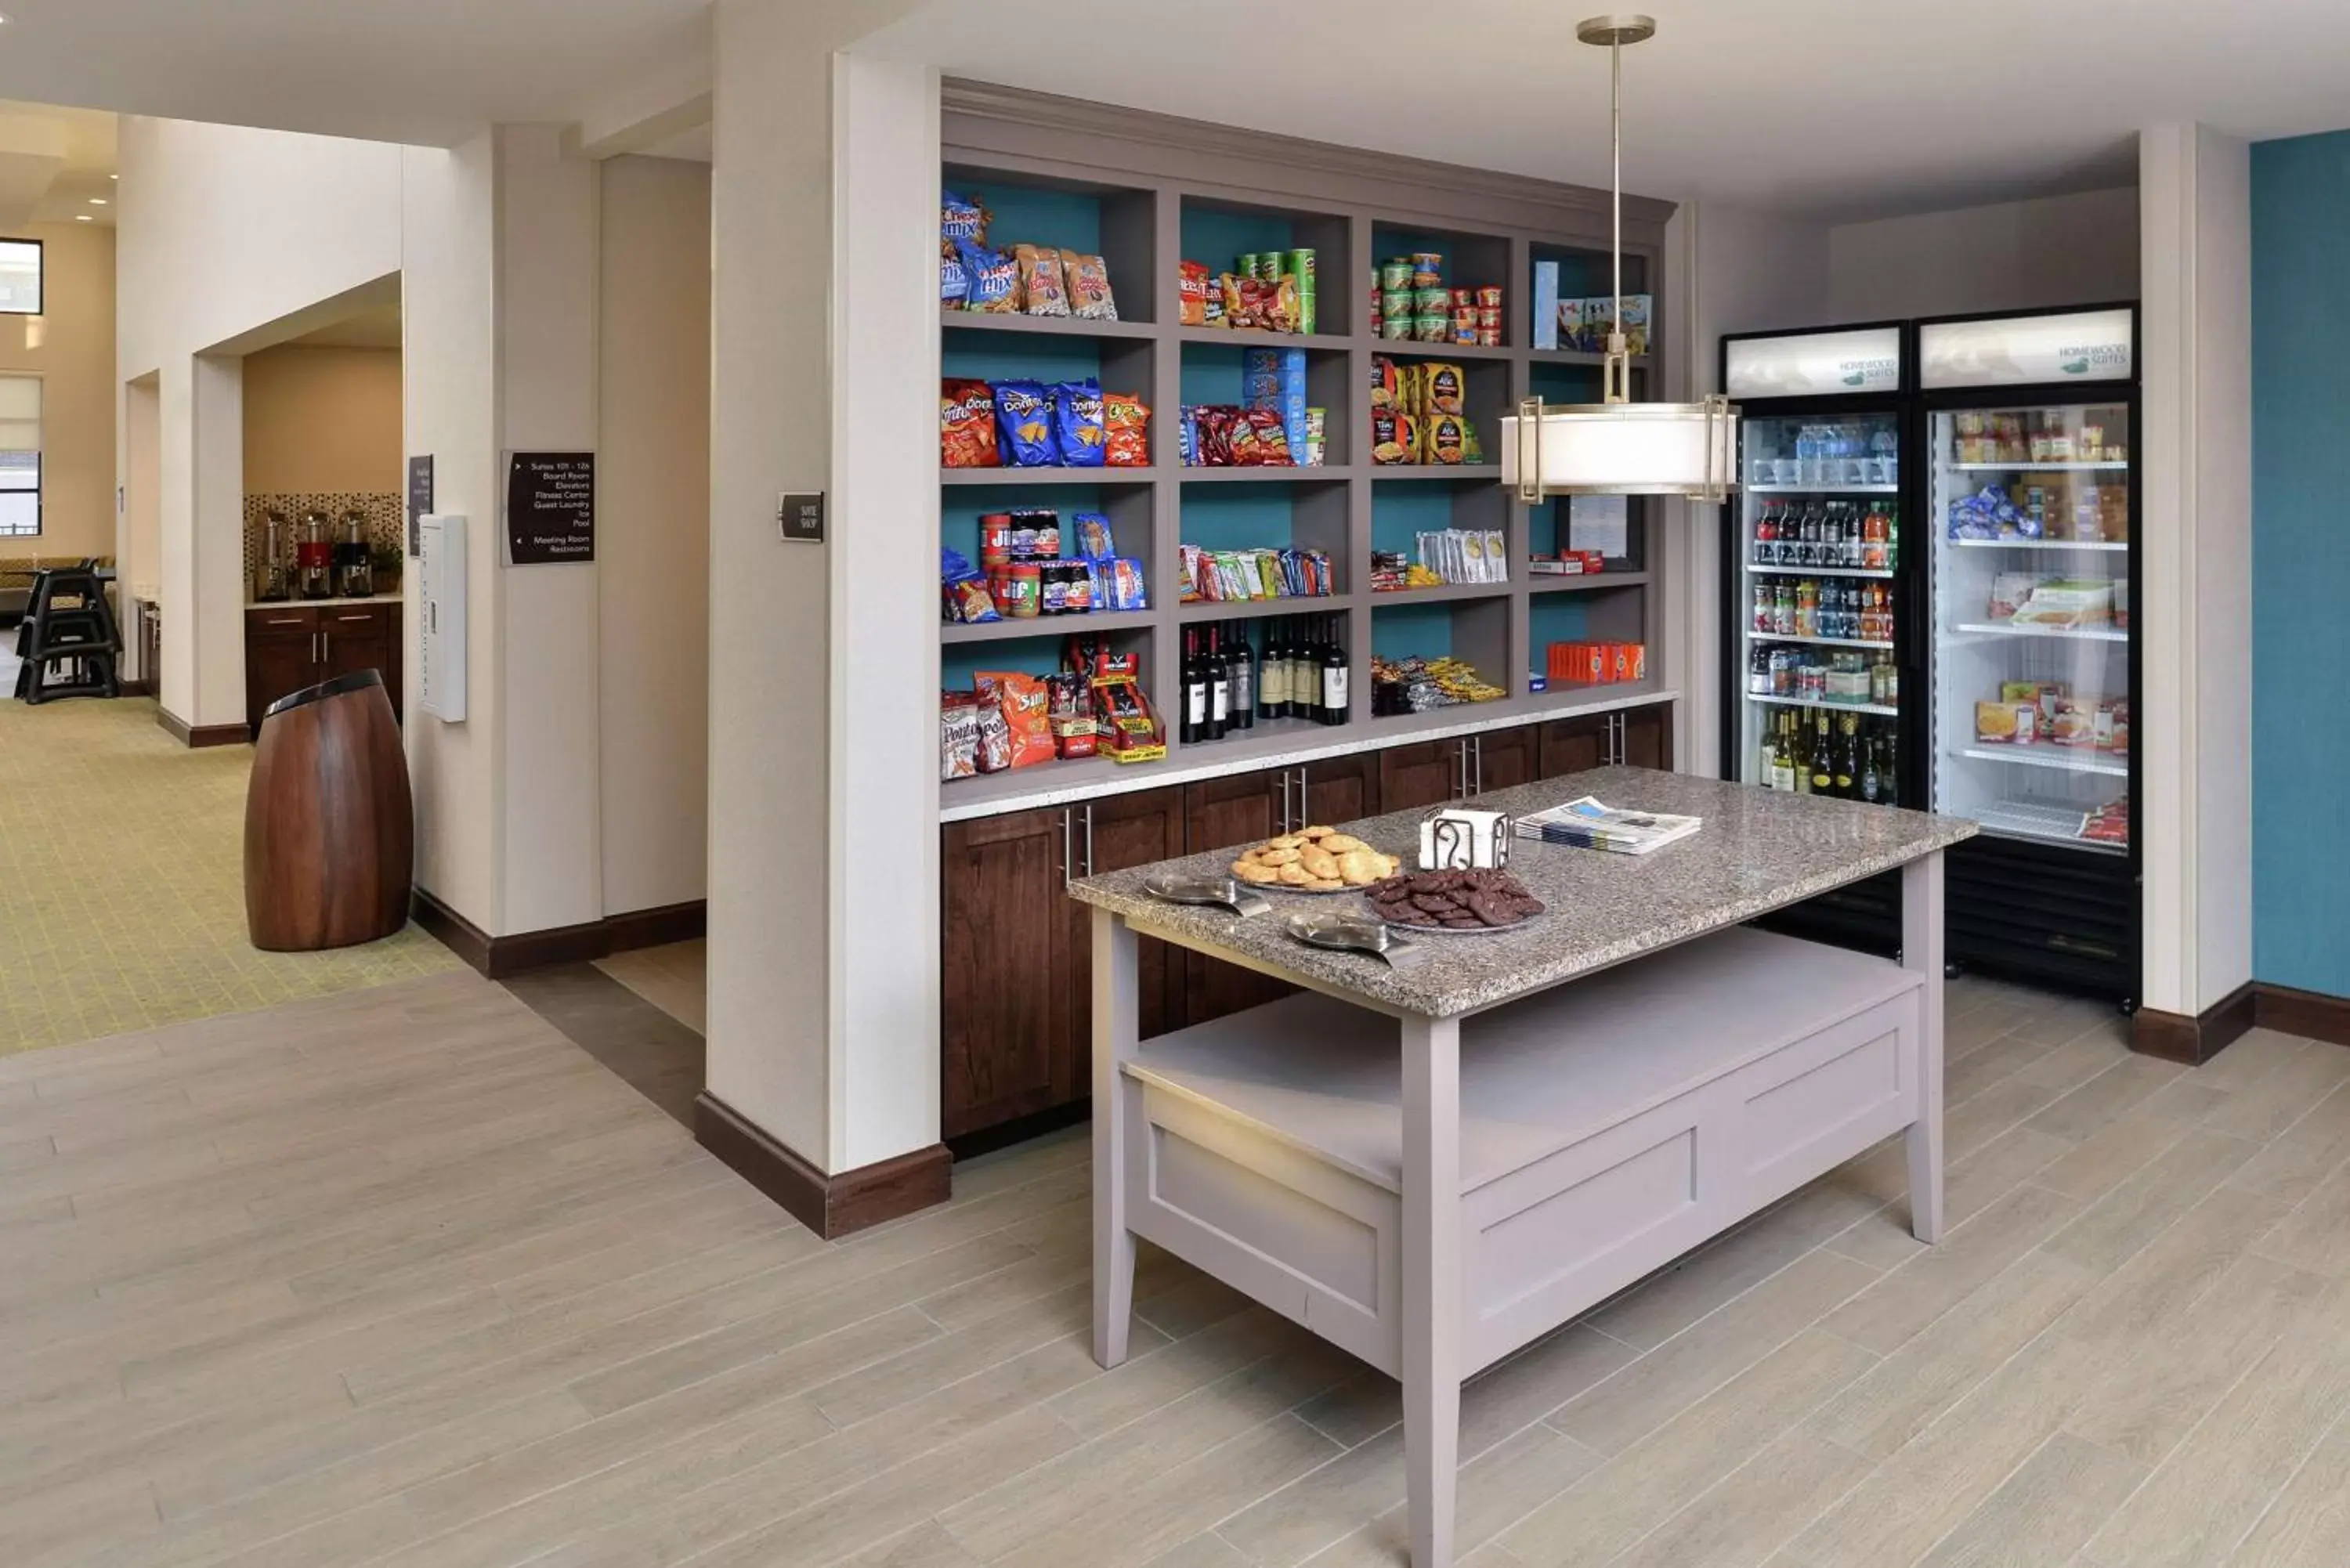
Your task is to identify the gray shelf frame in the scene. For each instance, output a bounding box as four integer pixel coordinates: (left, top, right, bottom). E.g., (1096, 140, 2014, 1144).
(939, 81, 1674, 818)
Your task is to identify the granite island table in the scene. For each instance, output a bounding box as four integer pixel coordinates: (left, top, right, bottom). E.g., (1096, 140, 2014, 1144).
(1069, 765, 1977, 1566)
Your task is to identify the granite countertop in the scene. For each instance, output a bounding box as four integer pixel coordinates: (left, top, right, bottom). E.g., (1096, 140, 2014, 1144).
(1069, 766, 1978, 1019)
(246, 594, 403, 611)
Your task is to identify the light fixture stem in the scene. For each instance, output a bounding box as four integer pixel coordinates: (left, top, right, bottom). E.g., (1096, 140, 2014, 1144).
(1611, 37, 1622, 327)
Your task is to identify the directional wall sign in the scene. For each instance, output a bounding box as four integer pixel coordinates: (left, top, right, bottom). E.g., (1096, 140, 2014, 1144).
(778, 491, 826, 544)
(407, 454, 433, 556)
(505, 452, 596, 565)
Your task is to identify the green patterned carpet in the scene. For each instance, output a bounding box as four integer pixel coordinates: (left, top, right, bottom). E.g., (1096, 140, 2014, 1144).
(0, 692, 459, 1057)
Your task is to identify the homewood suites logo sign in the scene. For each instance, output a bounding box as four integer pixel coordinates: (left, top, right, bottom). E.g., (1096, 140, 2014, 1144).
(2058, 341, 2130, 375)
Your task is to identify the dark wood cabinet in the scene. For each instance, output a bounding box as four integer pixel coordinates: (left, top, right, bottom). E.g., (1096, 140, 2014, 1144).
(1181, 768, 1296, 1027)
(1072, 787, 1185, 1057)
(1538, 713, 1611, 779)
(1301, 752, 1379, 827)
(1379, 739, 1463, 813)
(1622, 703, 1671, 768)
(940, 701, 1676, 1147)
(1473, 726, 1538, 794)
(245, 602, 403, 736)
(941, 806, 1078, 1141)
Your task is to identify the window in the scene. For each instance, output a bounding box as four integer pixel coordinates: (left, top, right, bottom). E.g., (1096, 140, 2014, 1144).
(0, 239, 39, 315)
(0, 376, 40, 537)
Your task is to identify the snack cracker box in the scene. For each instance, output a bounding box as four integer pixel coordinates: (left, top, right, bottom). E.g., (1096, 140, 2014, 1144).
(1557, 298, 1585, 354)
(1533, 261, 1560, 352)
(1584, 297, 1616, 352)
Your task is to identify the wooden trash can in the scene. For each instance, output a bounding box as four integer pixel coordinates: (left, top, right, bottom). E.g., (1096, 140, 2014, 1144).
(244, 669, 414, 951)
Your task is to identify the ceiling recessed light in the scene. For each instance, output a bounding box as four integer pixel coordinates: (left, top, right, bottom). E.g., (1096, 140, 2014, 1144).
(88, 198, 107, 206)
(74, 215, 92, 222)
(110, 174, 118, 181)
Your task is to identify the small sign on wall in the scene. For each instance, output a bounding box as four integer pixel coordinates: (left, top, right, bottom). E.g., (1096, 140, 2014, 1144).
(407, 454, 433, 556)
(778, 491, 826, 544)
(505, 451, 595, 565)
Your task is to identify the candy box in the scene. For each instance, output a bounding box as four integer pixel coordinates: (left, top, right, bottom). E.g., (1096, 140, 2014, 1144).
(1420, 807, 1513, 872)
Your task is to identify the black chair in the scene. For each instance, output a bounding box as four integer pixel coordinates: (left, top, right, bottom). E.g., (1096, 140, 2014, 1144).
(14, 561, 120, 704)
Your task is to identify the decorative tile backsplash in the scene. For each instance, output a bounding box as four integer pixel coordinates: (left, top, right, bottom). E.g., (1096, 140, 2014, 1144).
(243, 494, 403, 589)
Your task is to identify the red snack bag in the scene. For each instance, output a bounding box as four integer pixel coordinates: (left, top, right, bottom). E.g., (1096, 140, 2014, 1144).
(974, 671, 1056, 769)
(1243, 408, 1293, 465)
(1179, 261, 1211, 327)
(941, 379, 998, 468)
(1104, 394, 1152, 467)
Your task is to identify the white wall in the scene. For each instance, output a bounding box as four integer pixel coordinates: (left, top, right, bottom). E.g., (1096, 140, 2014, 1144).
(116, 115, 403, 728)
(707, 0, 936, 1176)
(1827, 186, 2139, 323)
(2139, 125, 2252, 1018)
(597, 154, 711, 916)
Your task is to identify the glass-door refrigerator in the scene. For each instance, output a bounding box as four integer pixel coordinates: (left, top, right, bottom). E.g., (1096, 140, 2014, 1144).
(1719, 323, 1918, 956)
(1919, 305, 2139, 1003)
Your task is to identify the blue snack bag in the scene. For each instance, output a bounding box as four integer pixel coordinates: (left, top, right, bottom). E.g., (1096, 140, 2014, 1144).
(958, 238, 1018, 313)
(940, 249, 969, 308)
(994, 381, 1056, 466)
(1053, 379, 1106, 468)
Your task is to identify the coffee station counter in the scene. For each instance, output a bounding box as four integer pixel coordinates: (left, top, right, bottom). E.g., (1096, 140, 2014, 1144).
(246, 593, 403, 610)
(243, 597, 404, 736)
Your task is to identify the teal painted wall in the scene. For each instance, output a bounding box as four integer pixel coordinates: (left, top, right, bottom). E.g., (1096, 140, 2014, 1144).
(2251, 129, 2350, 995)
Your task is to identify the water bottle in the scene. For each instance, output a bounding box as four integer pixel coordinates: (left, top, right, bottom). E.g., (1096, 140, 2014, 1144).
(1797, 425, 1820, 486)
(1842, 424, 1867, 484)
(1871, 426, 1897, 486)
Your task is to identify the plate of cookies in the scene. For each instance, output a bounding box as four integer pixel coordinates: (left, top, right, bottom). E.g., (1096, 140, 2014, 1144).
(1231, 826, 1403, 895)
(1363, 869, 1547, 934)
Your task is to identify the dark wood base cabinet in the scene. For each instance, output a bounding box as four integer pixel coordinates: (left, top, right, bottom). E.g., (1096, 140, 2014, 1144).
(246, 603, 403, 737)
(940, 700, 1677, 1145)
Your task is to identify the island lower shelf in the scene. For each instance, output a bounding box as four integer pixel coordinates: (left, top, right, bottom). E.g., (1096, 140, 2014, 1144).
(1119, 923, 1925, 1380)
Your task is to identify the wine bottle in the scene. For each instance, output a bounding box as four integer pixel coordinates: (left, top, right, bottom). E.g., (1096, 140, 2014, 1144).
(1206, 626, 1230, 741)
(1320, 616, 1350, 726)
(1810, 714, 1835, 796)
(1258, 617, 1286, 720)
(1180, 628, 1204, 745)
(1228, 624, 1255, 732)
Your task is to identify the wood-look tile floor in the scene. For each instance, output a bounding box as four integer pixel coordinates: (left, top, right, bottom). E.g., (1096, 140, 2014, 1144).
(6, 969, 2350, 1567)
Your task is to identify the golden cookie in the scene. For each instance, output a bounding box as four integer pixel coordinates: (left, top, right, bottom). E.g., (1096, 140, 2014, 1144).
(1256, 847, 1301, 867)
(1338, 850, 1386, 886)
(1232, 860, 1280, 885)
(1318, 834, 1369, 854)
(1267, 836, 1305, 851)
(1304, 878, 1346, 893)
(1300, 826, 1336, 840)
(1278, 862, 1314, 886)
(1301, 850, 1341, 880)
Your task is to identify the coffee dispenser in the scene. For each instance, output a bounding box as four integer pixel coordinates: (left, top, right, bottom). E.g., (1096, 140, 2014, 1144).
(254, 511, 292, 602)
(335, 512, 375, 599)
(297, 511, 333, 600)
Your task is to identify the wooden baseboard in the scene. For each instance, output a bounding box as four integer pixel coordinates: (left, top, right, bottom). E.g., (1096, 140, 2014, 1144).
(2133, 981, 2257, 1066)
(2254, 982, 2350, 1050)
(410, 889, 706, 981)
(694, 1093, 952, 1237)
(118, 678, 154, 698)
(156, 708, 247, 749)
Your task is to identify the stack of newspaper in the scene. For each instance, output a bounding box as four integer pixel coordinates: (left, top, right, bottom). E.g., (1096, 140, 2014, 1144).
(1515, 797, 1703, 856)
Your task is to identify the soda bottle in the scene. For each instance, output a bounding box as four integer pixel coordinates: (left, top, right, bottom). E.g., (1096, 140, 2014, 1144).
(1748, 645, 1772, 695)
(1795, 579, 1818, 638)
(1752, 583, 1773, 634)
(1771, 648, 1793, 695)
(1774, 581, 1795, 636)
(1754, 502, 1777, 565)
(1862, 503, 1889, 570)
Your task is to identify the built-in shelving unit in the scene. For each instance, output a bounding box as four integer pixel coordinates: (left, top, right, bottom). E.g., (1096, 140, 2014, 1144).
(935, 97, 1671, 817)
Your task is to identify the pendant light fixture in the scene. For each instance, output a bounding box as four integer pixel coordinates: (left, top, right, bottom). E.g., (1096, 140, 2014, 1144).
(1503, 14, 1739, 503)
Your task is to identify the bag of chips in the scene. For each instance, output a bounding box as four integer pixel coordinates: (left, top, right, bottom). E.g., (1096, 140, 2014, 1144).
(1271, 276, 1302, 334)
(1015, 244, 1069, 316)
(941, 190, 989, 247)
(941, 693, 980, 781)
(940, 249, 969, 309)
(1064, 253, 1117, 320)
(975, 672, 1057, 770)
(941, 379, 998, 468)
(1220, 273, 1253, 331)
(1073, 512, 1115, 560)
(1052, 378, 1106, 468)
(973, 698, 1012, 773)
(1244, 408, 1293, 465)
(1103, 395, 1151, 468)
(994, 381, 1055, 466)
(957, 238, 1018, 313)
(1179, 261, 1211, 327)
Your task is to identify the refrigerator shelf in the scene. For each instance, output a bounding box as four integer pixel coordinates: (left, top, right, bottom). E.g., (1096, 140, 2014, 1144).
(1969, 797, 2129, 855)
(1949, 621, 2129, 644)
(1747, 630, 1895, 652)
(1753, 693, 1900, 719)
(1956, 746, 2130, 779)
(1745, 563, 1896, 580)
(1951, 538, 2129, 552)
(1746, 483, 1900, 496)
(1947, 461, 2129, 473)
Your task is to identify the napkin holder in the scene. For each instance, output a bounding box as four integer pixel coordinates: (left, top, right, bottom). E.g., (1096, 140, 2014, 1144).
(1419, 807, 1513, 871)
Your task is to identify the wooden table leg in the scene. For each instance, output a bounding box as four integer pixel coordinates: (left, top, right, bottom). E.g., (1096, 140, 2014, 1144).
(1902, 851, 1947, 1245)
(1403, 1013, 1462, 1566)
(1093, 907, 1139, 1368)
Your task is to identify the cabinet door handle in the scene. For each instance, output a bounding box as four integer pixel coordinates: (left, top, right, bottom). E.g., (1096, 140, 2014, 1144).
(1060, 808, 1076, 891)
(1472, 736, 1484, 797)
(1083, 803, 1096, 877)
(265, 616, 304, 627)
(1294, 768, 1308, 831)
(1277, 769, 1292, 835)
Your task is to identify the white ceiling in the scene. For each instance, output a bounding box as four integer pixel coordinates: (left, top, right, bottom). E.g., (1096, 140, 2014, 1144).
(0, 100, 116, 229)
(867, 0, 2350, 220)
(0, 2, 2342, 220)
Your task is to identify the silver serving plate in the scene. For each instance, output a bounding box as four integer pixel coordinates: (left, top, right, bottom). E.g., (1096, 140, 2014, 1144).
(1284, 911, 1426, 970)
(1143, 872, 1272, 917)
